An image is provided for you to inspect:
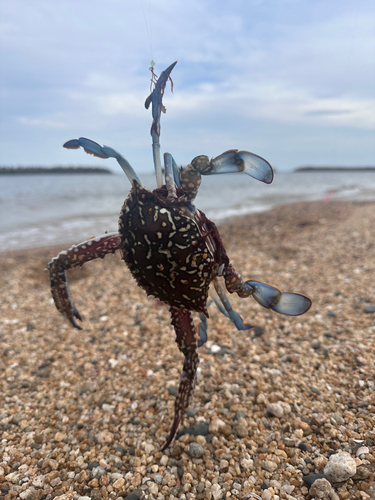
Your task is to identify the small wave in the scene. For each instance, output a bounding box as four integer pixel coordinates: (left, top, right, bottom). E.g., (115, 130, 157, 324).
(207, 203, 275, 222)
(2, 171, 375, 252)
(0, 215, 118, 252)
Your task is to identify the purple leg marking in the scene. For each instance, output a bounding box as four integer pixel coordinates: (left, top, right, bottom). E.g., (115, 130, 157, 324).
(47, 233, 120, 329)
(161, 307, 199, 450)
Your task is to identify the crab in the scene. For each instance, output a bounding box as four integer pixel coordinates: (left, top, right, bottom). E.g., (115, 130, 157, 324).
(47, 61, 311, 450)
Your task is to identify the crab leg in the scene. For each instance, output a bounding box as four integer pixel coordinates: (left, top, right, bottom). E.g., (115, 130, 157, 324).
(163, 153, 178, 199)
(199, 279, 254, 348)
(162, 307, 199, 450)
(212, 278, 253, 330)
(47, 233, 120, 329)
(198, 313, 208, 347)
(171, 155, 182, 188)
(209, 288, 230, 318)
(145, 61, 177, 188)
(63, 138, 142, 186)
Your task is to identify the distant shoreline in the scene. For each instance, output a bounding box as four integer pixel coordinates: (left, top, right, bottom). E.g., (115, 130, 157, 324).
(0, 166, 112, 175)
(2, 165, 374, 175)
(295, 166, 375, 172)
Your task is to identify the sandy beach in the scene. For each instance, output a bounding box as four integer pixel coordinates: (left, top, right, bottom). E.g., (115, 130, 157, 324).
(1, 200, 374, 499)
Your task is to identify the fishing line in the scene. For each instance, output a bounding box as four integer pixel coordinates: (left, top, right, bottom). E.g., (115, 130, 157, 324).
(139, 1, 172, 177)
(140, 0, 154, 60)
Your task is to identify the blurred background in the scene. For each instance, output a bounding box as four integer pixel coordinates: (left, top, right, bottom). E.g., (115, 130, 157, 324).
(1, 0, 374, 250)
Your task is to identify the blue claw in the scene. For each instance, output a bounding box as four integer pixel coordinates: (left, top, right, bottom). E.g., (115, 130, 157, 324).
(63, 137, 141, 185)
(271, 292, 312, 316)
(198, 313, 208, 347)
(207, 150, 274, 184)
(64, 138, 109, 158)
(63, 139, 81, 150)
(246, 281, 311, 316)
(246, 281, 280, 309)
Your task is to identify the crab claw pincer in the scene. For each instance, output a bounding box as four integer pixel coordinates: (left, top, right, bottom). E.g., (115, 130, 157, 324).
(247, 281, 312, 316)
(208, 149, 274, 184)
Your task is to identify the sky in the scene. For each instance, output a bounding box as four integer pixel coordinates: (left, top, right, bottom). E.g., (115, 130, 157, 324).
(1, 0, 374, 172)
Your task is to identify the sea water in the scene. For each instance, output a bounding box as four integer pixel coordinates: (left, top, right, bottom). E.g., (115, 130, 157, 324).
(1, 170, 375, 252)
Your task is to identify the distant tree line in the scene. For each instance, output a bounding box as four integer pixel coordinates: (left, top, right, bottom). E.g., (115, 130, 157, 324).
(295, 166, 375, 172)
(0, 166, 112, 175)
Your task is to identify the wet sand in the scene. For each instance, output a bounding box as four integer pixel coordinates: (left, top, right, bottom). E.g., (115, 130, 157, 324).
(0, 200, 374, 499)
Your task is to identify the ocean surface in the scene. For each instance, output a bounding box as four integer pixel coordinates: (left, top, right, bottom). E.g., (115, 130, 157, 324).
(1, 170, 375, 252)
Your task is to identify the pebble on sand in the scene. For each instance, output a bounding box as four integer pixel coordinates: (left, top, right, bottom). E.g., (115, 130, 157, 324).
(308, 478, 339, 500)
(188, 442, 205, 458)
(265, 402, 284, 418)
(324, 451, 357, 483)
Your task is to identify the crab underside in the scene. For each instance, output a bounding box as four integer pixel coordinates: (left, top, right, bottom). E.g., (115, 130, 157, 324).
(47, 61, 311, 449)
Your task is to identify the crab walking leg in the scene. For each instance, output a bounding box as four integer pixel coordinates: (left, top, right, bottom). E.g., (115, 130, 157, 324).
(162, 307, 199, 450)
(171, 155, 182, 188)
(164, 153, 178, 199)
(197, 313, 208, 347)
(47, 233, 120, 329)
(212, 278, 253, 330)
(209, 288, 230, 318)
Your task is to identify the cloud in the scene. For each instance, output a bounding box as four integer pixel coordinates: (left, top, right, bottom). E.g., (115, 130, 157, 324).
(0, 0, 374, 169)
(18, 116, 67, 129)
